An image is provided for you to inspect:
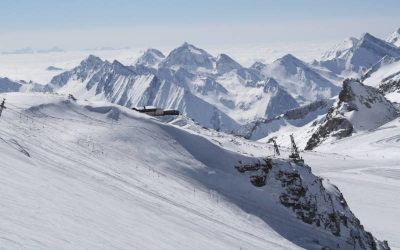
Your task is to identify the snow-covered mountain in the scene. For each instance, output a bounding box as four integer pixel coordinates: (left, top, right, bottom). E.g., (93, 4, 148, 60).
(305, 79, 399, 149)
(386, 27, 400, 47)
(135, 48, 165, 67)
(0, 92, 391, 249)
(0, 77, 22, 92)
(239, 98, 334, 141)
(320, 37, 359, 61)
(0, 77, 50, 93)
(215, 53, 243, 75)
(159, 42, 215, 71)
(49, 55, 239, 131)
(315, 33, 400, 75)
(258, 54, 340, 104)
(47, 44, 304, 130)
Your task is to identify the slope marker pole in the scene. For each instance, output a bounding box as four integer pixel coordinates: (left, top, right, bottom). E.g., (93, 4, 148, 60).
(0, 99, 6, 117)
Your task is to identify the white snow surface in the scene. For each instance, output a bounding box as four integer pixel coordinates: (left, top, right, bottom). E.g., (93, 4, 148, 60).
(0, 92, 392, 249)
(363, 59, 400, 87)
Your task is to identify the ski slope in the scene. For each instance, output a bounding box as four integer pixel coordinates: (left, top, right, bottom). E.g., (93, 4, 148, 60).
(0, 93, 298, 249)
(170, 115, 400, 249)
(0, 92, 391, 249)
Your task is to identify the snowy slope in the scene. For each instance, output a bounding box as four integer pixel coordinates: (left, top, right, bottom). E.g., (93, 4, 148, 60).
(169, 111, 400, 249)
(0, 92, 390, 249)
(362, 58, 400, 103)
(362, 56, 400, 85)
(386, 28, 400, 47)
(260, 54, 340, 104)
(305, 79, 399, 149)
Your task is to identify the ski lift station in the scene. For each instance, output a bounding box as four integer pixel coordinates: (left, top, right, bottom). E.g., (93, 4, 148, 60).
(132, 106, 180, 117)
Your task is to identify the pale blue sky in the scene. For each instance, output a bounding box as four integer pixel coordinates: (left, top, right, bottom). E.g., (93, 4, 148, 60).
(0, 0, 399, 50)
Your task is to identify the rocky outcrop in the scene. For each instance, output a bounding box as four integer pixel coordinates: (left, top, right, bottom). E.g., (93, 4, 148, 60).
(305, 79, 399, 150)
(235, 157, 390, 249)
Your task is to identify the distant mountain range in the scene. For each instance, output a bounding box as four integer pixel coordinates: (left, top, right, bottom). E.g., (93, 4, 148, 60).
(2, 27, 400, 150)
(46, 42, 343, 131)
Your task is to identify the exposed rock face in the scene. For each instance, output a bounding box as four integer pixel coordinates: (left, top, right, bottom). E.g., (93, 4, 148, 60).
(283, 99, 331, 121)
(379, 79, 400, 96)
(305, 79, 399, 150)
(235, 157, 390, 249)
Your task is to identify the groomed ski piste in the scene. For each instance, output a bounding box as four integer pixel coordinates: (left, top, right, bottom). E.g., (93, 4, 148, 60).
(0, 92, 397, 249)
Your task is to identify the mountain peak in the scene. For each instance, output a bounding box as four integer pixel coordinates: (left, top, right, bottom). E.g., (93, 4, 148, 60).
(136, 48, 165, 67)
(250, 61, 267, 71)
(160, 42, 215, 71)
(278, 54, 305, 67)
(280, 53, 301, 62)
(216, 53, 242, 74)
(81, 55, 104, 66)
(357, 32, 397, 49)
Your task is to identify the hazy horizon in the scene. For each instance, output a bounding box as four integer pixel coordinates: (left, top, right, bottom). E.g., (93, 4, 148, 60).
(1, 0, 399, 52)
